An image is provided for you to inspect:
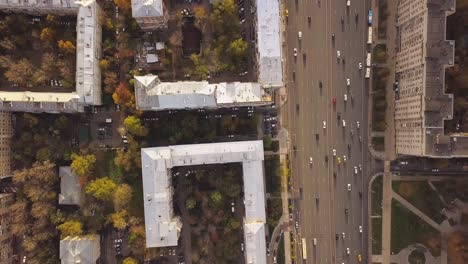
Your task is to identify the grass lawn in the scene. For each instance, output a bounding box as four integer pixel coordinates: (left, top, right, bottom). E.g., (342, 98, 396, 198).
(277, 235, 285, 264)
(392, 181, 446, 224)
(432, 180, 468, 204)
(371, 175, 383, 216)
(372, 218, 382, 255)
(265, 155, 281, 194)
(372, 137, 385, 151)
(391, 200, 441, 256)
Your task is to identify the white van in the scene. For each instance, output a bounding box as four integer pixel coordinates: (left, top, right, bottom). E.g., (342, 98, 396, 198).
(298, 31, 302, 40)
(367, 27, 372, 44)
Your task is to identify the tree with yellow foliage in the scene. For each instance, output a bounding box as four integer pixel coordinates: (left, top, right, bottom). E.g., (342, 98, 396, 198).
(57, 40, 76, 54)
(40, 28, 55, 43)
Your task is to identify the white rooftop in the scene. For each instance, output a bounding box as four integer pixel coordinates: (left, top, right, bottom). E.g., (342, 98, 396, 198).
(132, 0, 163, 18)
(0, 0, 79, 11)
(60, 235, 100, 264)
(0, 0, 102, 113)
(134, 75, 270, 110)
(75, 0, 102, 106)
(245, 223, 267, 264)
(59, 166, 82, 205)
(255, 0, 283, 87)
(141, 141, 267, 263)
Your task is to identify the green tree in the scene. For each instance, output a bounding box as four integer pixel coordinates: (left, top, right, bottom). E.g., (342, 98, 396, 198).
(85, 177, 117, 201)
(186, 197, 197, 210)
(228, 218, 241, 230)
(190, 54, 209, 80)
(263, 135, 272, 150)
(123, 116, 148, 137)
(113, 184, 133, 211)
(210, 0, 238, 33)
(210, 191, 223, 207)
(58, 220, 83, 238)
(36, 147, 53, 162)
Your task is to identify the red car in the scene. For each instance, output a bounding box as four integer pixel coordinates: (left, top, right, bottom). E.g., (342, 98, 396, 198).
(332, 97, 337, 104)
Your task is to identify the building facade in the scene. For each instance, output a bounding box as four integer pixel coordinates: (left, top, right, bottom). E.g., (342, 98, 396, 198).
(0, 193, 13, 264)
(0, 113, 12, 178)
(394, 0, 461, 157)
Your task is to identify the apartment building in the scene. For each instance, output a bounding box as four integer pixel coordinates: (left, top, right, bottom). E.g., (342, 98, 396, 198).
(134, 75, 272, 111)
(0, 113, 12, 178)
(393, 0, 466, 157)
(0, 0, 102, 113)
(0, 194, 13, 264)
(131, 0, 169, 30)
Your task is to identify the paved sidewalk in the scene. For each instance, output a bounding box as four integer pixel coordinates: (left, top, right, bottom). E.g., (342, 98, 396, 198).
(380, 161, 392, 264)
(392, 192, 442, 232)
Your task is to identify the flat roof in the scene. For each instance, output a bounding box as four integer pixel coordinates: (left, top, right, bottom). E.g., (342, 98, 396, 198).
(131, 0, 163, 18)
(141, 141, 266, 263)
(75, 0, 102, 106)
(0, 0, 102, 113)
(59, 166, 82, 205)
(255, 0, 283, 87)
(134, 75, 271, 110)
(0, 0, 79, 11)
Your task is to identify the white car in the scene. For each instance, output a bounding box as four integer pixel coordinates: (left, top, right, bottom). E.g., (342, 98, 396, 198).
(359, 164, 362, 171)
(342, 232, 346, 239)
(346, 0, 350, 7)
(294, 48, 298, 57)
(343, 155, 347, 162)
(323, 121, 327, 129)
(333, 149, 337, 156)
(313, 238, 317, 245)
(344, 94, 348, 102)
(347, 184, 351, 191)
(357, 121, 360, 128)
(337, 50, 341, 58)
(298, 31, 302, 40)
(358, 62, 362, 69)
(309, 157, 313, 164)
(346, 78, 351, 86)
(359, 225, 363, 233)
(346, 248, 350, 255)
(342, 119, 346, 127)
(354, 166, 358, 174)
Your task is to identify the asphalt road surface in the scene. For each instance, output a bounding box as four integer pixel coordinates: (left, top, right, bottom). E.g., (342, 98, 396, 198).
(285, 0, 371, 263)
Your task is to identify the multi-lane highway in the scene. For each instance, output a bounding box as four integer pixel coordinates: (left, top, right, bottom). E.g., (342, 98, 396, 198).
(285, 0, 371, 263)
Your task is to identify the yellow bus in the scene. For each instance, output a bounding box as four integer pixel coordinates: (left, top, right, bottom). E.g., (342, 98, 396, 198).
(302, 238, 307, 260)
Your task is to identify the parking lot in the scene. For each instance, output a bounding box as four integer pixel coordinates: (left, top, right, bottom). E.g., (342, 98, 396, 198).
(88, 108, 125, 149)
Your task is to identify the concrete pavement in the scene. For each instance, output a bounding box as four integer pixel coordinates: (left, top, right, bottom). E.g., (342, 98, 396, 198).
(283, 0, 371, 262)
